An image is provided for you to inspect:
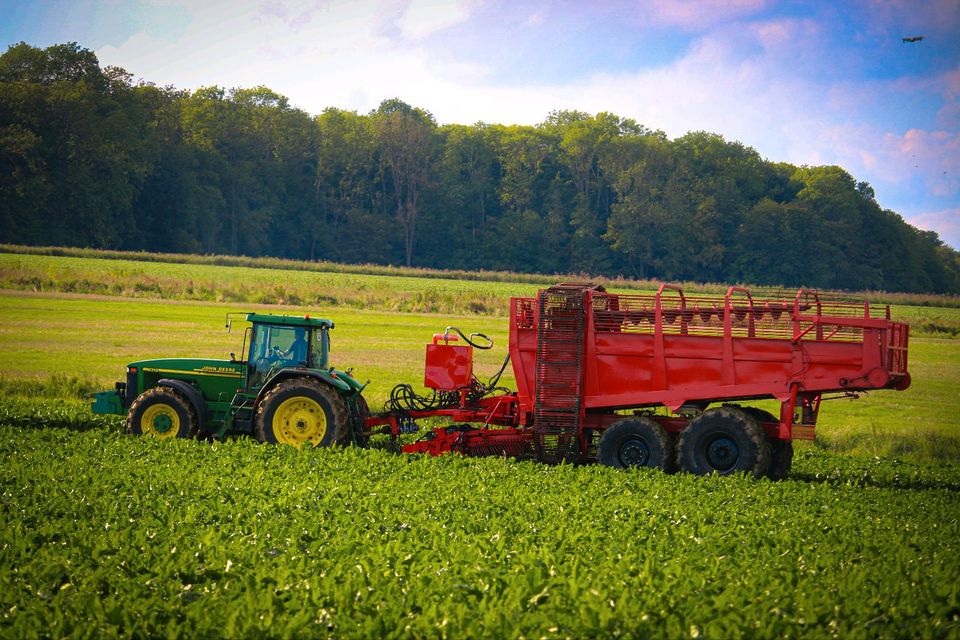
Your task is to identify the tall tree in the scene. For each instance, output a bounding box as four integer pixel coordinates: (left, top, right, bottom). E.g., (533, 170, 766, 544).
(371, 99, 436, 266)
(315, 107, 384, 262)
(0, 42, 154, 248)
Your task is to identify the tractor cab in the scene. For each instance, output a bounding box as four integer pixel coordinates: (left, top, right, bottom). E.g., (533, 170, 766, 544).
(244, 313, 332, 389)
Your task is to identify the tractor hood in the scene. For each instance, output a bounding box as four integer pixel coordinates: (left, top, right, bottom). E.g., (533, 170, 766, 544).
(127, 358, 245, 380)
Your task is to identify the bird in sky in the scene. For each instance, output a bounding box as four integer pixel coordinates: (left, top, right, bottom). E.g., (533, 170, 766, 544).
(902, 36, 925, 43)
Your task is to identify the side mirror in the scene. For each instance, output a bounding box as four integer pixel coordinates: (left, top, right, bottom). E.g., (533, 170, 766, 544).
(226, 319, 233, 334)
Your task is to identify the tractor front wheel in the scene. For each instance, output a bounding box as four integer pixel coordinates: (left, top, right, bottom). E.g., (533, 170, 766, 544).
(598, 417, 673, 471)
(678, 407, 771, 478)
(255, 379, 347, 448)
(127, 387, 197, 440)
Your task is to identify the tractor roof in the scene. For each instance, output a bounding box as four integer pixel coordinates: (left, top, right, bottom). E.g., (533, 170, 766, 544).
(245, 313, 334, 329)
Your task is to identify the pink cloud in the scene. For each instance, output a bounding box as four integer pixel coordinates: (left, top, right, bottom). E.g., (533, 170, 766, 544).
(889, 129, 960, 197)
(938, 66, 960, 128)
(752, 18, 820, 55)
(647, 0, 767, 31)
(907, 208, 960, 248)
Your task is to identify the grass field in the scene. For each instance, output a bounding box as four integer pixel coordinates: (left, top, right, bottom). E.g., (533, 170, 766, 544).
(4, 250, 960, 334)
(1, 251, 959, 638)
(0, 251, 544, 316)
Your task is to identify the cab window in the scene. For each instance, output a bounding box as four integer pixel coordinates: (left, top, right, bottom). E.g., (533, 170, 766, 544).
(312, 327, 329, 369)
(248, 324, 312, 388)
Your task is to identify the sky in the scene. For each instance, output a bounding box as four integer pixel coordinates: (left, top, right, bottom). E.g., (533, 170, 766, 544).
(3, 0, 959, 249)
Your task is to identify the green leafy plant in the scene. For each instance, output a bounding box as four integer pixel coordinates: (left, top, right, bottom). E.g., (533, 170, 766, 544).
(0, 429, 958, 638)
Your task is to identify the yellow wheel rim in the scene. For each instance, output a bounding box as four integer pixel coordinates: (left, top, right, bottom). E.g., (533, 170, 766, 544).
(272, 396, 327, 446)
(141, 404, 180, 440)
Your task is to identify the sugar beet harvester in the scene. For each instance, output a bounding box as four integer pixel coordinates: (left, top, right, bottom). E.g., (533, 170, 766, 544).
(93, 282, 910, 479)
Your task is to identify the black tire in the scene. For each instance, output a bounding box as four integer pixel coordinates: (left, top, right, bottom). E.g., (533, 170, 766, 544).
(255, 378, 347, 448)
(742, 407, 794, 481)
(127, 387, 197, 440)
(665, 429, 681, 474)
(598, 417, 673, 471)
(678, 407, 771, 478)
(349, 394, 371, 447)
(767, 439, 794, 481)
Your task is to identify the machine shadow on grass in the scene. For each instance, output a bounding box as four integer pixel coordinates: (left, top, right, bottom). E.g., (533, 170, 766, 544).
(786, 471, 960, 493)
(4, 401, 959, 493)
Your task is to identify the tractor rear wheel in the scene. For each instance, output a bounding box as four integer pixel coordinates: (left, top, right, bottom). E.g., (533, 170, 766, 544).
(255, 378, 347, 448)
(741, 407, 794, 481)
(598, 417, 673, 471)
(127, 387, 197, 440)
(678, 407, 771, 478)
(349, 394, 371, 447)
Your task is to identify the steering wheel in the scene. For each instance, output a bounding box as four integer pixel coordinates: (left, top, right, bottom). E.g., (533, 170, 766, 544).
(254, 347, 283, 369)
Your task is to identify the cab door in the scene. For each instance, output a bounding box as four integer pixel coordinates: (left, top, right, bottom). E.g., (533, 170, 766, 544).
(246, 323, 308, 390)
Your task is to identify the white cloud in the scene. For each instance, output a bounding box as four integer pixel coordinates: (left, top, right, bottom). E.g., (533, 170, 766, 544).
(397, 0, 474, 39)
(97, 0, 487, 107)
(522, 12, 545, 28)
(257, 0, 328, 30)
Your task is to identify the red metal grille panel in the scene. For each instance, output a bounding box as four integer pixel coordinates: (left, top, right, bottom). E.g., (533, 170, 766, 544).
(887, 321, 909, 374)
(533, 286, 586, 463)
(592, 290, 886, 343)
(513, 298, 535, 330)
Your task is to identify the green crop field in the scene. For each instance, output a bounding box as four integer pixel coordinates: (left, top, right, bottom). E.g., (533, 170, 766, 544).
(1, 251, 960, 638)
(3, 430, 960, 639)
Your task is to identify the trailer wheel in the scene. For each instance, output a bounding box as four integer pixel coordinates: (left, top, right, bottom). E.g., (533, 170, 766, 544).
(598, 417, 673, 471)
(767, 439, 794, 481)
(741, 408, 793, 481)
(678, 407, 771, 478)
(666, 430, 680, 474)
(255, 378, 347, 448)
(127, 387, 197, 440)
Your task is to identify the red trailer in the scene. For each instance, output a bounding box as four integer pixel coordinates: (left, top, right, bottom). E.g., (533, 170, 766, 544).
(371, 283, 910, 478)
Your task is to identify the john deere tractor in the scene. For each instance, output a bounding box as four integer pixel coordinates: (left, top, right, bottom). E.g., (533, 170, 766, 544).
(92, 313, 368, 447)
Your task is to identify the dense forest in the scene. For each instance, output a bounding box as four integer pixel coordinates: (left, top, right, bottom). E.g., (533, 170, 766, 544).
(2, 42, 958, 293)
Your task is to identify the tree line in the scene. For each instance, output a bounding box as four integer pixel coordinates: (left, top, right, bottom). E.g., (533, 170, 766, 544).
(2, 42, 958, 293)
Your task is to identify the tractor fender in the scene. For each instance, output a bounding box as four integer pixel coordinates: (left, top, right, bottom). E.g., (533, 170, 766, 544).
(330, 369, 365, 392)
(254, 369, 351, 409)
(157, 378, 206, 430)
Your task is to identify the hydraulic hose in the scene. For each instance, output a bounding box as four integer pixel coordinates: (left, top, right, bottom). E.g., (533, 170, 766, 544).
(444, 326, 493, 350)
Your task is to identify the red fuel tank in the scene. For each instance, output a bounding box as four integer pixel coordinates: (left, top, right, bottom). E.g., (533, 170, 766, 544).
(424, 334, 473, 391)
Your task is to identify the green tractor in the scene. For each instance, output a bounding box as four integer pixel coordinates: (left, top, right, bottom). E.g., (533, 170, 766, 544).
(91, 313, 368, 447)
